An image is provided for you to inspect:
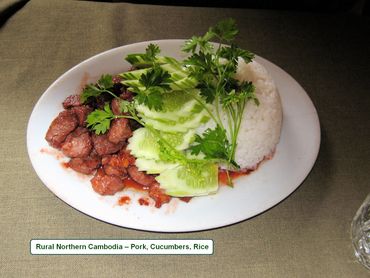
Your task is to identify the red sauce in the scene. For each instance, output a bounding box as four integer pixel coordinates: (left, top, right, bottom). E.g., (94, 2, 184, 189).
(118, 196, 131, 205)
(40, 147, 65, 160)
(61, 162, 70, 169)
(218, 170, 251, 185)
(138, 197, 150, 206)
(123, 178, 150, 192)
(109, 151, 135, 168)
(179, 197, 192, 203)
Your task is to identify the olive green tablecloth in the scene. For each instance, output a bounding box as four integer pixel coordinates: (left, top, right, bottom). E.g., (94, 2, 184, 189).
(1, 0, 369, 277)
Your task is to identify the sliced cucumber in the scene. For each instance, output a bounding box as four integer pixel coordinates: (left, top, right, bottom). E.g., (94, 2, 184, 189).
(125, 55, 180, 69)
(135, 89, 201, 120)
(142, 110, 210, 132)
(155, 163, 219, 197)
(127, 128, 160, 160)
(121, 63, 186, 81)
(135, 158, 178, 174)
(121, 79, 143, 89)
(119, 68, 149, 80)
(169, 76, 198, 91)
(163, 129, 196, 150)
(127, 128, 196, 160)
(122, 76, 197, 91)
(160, 63, 187, 78)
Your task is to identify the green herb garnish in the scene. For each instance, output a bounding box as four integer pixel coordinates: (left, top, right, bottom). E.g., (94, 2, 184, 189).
(85, 103, 115, 135)
(129, 66, 171, 111)
(182, 18, 258, 170)
(80, 74, 116, 103)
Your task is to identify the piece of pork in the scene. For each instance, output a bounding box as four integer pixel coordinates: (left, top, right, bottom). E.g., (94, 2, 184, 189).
(62, 94, 82, 109)
(91, 134, 124, 156)
(71, 105, 92, 126)
(90, 168, 124, 195)
(102, 154, 127, 178)
(67, 151, 101, 175)
(127, 165, 156, 186)
(45, 110, 78, 148)
(61, 127, 92, 158)
(107, 118, 132, 144)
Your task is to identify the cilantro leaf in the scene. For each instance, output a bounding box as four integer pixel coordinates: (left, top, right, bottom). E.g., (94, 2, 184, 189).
(190, 125, 234, 164)
(219, 44, 254, 66)
(118, 99, 133, 114)
(97, 74, 114, 89)
(136, 88, 163, 111)
(182, 35, 214, 54)
(145, 43, 160, 62)
(86, 103, 115, 134)
(210, 18, 238, 42)
(140, 66, 171, 89)
(199, 83, 216, 103)
(129, 66, 171, 111)
(184, 52, 213, 69)
(80, 74, 115, 103)
(221, 81, 257, 108)
(221, 89, 238, 108)
(125, 44, 161, 67)
(80, 84, 101, 103)
(184, 52, 216, 83)
(240, 81, 258, 105)
(182, 36, 199, 53)
(182, 19, 238, 53)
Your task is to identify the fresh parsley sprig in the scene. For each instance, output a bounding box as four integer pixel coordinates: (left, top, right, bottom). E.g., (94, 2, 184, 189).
(182, 18, 259, 172)
(125, 43, 161, 68)
(128, 65, 171, 111)
(125, 44, 172, 111)
(86, 103, 116, 134)
(182, 18, 239, 55)
(209, 18, 239, 42)
(80, 74, 116, 103)
(86, 101, 142, 135)
(189, 125, 237, 168)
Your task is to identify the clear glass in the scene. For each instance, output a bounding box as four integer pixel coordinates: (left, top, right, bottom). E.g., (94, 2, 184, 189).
(351, 193, 370, 270)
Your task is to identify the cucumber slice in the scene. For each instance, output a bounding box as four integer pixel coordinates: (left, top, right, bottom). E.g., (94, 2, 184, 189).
(155, 163, 219, 197)
(160, 63, 187, 78)
(136, 90, 201, 121)
(144, 106, 204, 125)
(122, 76, 197, 91)
(121, 63, 186, 81)
(125, 55, 180, 68)
(119, 68, 149, 80)
(142, 110, 210, 132)
(135, 158, 178, 174)
(121, 79, 143, 88)
(169, 76, 198, 90)
(127, 128, 159, 160)
(137, 103, 203, 122)
(127, 128, 196, 160)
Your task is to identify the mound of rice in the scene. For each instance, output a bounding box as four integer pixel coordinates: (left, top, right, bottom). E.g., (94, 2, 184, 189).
(200, 59, 283, 170)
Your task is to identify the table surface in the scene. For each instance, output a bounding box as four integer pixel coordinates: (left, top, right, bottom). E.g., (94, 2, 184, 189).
(1, 0, 369, 277)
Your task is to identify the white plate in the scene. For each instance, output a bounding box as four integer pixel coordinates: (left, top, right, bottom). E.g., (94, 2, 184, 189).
(27, 40, 320, 232)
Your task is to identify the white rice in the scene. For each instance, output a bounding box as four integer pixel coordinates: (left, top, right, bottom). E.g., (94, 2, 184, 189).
(200, 59, 283, 170)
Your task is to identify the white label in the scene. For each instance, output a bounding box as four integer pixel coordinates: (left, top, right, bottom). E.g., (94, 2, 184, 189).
(30, 239, 213, 255)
